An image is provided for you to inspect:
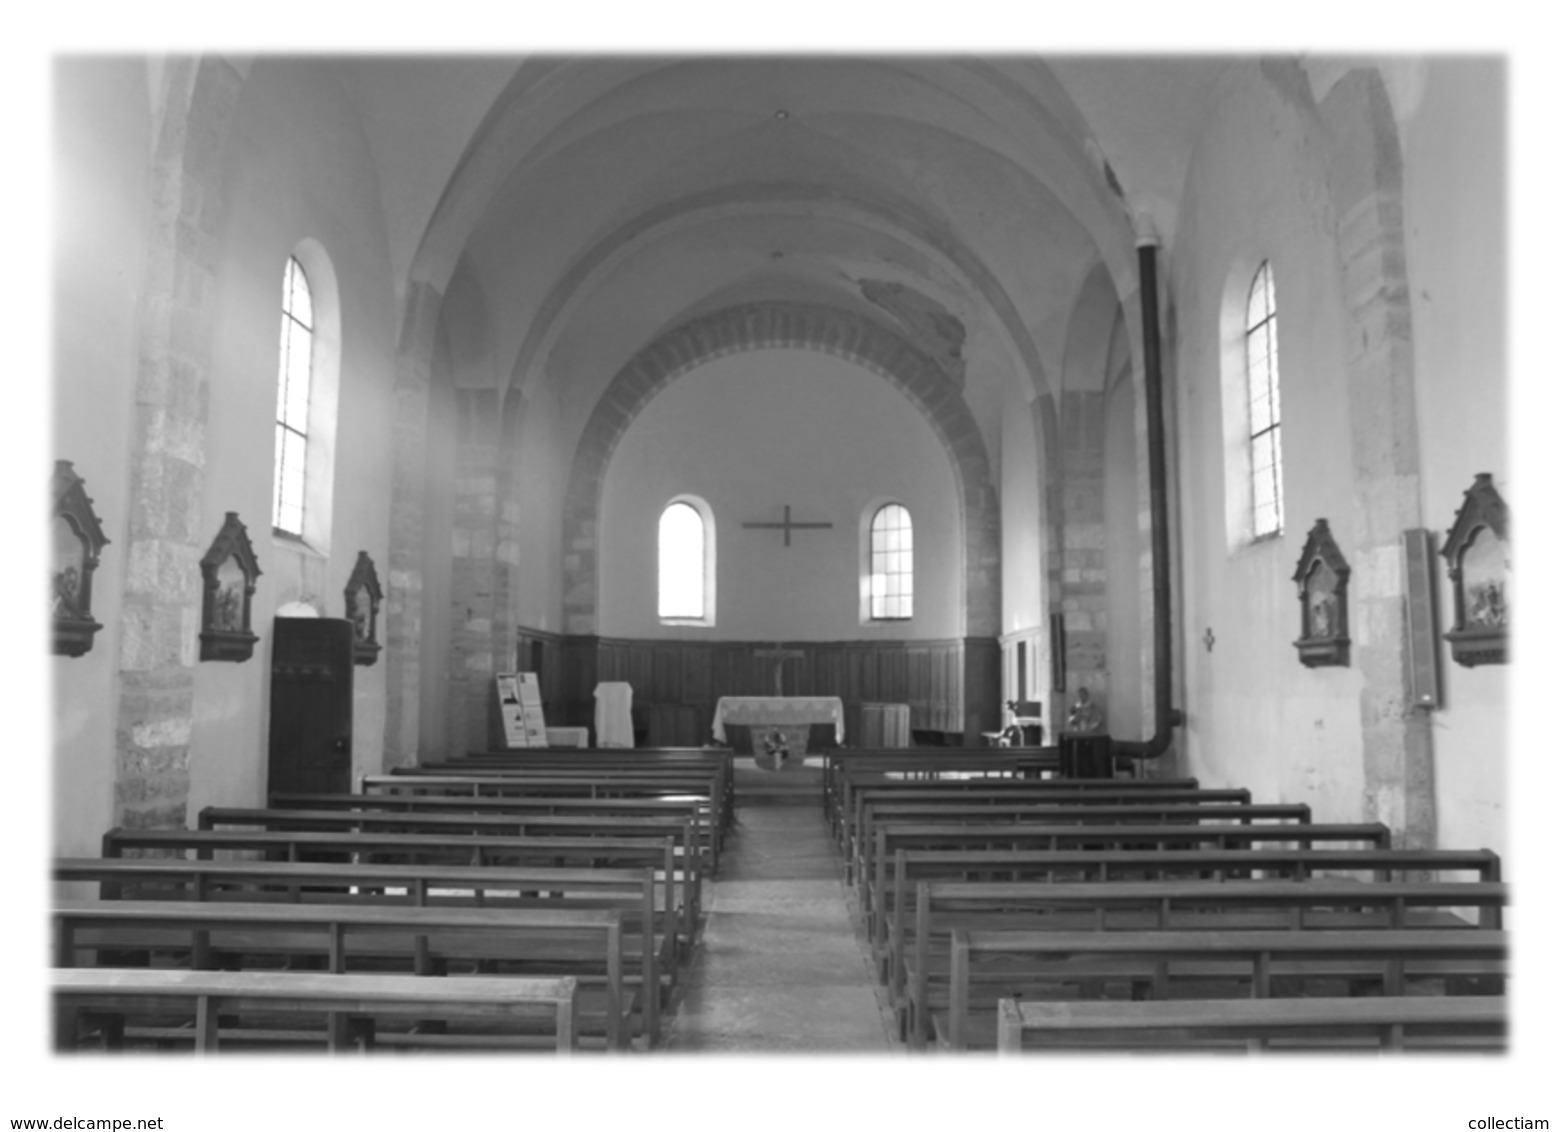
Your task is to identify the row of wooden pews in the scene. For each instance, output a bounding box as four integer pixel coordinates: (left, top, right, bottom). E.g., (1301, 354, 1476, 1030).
(825, 748, 1509, 1054)
(53, 747, 733, 1054)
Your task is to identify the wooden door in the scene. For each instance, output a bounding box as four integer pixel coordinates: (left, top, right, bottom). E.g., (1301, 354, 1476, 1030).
(268, 617, 355, 797)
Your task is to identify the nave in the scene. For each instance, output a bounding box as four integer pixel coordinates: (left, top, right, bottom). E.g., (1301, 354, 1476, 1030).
(52, 746, 1507, 1056)
(665, 766, 894, 1053)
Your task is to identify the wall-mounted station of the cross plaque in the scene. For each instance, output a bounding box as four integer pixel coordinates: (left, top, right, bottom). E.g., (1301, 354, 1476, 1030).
(199, 512, 262, 662)
(1291, 518, 1351, 668)
(52, 460, 110, 658)
(1441, 472, 1509, 668)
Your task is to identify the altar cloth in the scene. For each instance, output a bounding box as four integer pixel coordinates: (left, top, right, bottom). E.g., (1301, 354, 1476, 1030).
(711, 696, 846, 745)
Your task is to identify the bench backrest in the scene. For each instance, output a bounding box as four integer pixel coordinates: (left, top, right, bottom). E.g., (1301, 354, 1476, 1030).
(198, 805, 711, 873)
(100, 826, 697, 953)
(859, 817, 1389, 893)
(869, 845, 1504, 953)
(993, 991, 1508, 1053)
(55, 897, 630, 1047)
(54, 967, 582, 1053)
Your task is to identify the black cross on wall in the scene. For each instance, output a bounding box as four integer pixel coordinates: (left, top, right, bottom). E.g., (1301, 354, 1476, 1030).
(740, 504, 834, 547)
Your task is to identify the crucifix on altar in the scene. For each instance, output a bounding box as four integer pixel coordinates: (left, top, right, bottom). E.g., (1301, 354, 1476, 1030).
(754, 644, 805, 696)
(741, 504, 834, 548)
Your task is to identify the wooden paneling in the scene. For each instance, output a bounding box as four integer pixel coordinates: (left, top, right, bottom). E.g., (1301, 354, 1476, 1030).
(517, 631, 1001, 746)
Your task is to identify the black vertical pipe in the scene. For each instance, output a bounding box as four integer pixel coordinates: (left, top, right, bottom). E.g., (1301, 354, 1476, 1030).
(1114, 238, 1181, 760)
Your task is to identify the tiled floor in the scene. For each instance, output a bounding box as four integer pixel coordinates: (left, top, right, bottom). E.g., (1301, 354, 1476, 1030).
(663, 769, 899, 1054)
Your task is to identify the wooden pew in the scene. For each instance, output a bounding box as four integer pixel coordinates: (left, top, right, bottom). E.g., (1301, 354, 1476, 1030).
(55, 856, 667, 1045)
(822, 749, 1073, 819)
(901, 880, 1508, 1047)
(420, 749, 735, 827)
(851, 799, 1312, 886)
(832, 778, 1250, 854)
(100, 827, 700, 972)
(862, 820, 1393, 907)
(831, 767, 1216, 827)
(380, 765, 732, 836)
(54, 967, 580, 1053)
(197, 805, 709, 878)
(942, 929, 1503, 1054)
(54, 899, 635, 1050)
(993, 991, 1508, 1054)
(869, 845, 1505, 968)
(268, 792, 721, 872)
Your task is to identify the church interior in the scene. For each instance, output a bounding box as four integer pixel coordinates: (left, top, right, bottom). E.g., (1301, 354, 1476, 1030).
(36, 45, 1540, 1109)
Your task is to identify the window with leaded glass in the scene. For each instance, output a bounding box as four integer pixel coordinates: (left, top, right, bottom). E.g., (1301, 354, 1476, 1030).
(273, 256, 313, 537)
(869, 503, 913, 620)
(1245, 261, 1284, 539)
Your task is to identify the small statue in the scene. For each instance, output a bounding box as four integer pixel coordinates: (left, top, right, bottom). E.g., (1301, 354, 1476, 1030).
(52, 565, 81, 616)
(1309, 589, 1336, 638)
(1066, 687, 1104, 734)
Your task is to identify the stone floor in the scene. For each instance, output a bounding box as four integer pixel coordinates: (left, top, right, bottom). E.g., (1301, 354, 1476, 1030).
(663, 760, 901, 1054)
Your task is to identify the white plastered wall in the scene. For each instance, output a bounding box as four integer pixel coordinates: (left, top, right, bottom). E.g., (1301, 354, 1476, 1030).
(1170, 61, 1368, 822)
(187, 58, 397, 813)
(51, 57, 154, 856)
(598, 350, 963, 641)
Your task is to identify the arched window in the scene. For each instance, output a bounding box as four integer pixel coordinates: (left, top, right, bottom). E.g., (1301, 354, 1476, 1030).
(869, 503, 913, 620)
(272, 255, 314, 538)
(1244, 261, 1284, 539)
(659, 498, 714, 623)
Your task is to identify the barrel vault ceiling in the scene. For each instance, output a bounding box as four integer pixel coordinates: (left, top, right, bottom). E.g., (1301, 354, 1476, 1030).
(332, 54, 1236, 430)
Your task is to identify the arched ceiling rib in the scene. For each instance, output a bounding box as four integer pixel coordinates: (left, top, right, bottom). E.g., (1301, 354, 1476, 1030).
(327, 53, 1244, 455)
(333, 54, 1234, 319)
(409, 55, 1146, 299)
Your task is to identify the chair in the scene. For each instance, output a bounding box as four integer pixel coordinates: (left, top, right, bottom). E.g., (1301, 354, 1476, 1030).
(1008, 700, 1044, 746)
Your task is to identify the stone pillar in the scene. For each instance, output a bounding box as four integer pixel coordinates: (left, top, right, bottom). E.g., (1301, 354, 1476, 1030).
(1322, 70, 1436, 848)
(1035, 395, 1064, 725)
(446, 388, 507, 755)
(383, 281, 443, 767)
(1051, 391, 1110, 717)
(112, 57, 242, 829)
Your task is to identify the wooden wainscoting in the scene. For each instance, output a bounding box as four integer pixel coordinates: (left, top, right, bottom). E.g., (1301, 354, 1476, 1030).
(516, 630, 999, 748)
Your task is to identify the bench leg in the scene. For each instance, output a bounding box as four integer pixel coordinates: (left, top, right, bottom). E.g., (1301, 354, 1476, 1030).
(194, 994, 218, 1053)
(557, 998, 575, 1055)
(326, 1011, 373, 1052)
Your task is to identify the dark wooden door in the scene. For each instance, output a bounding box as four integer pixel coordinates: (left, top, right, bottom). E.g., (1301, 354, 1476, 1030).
(268, 617, 355, 797)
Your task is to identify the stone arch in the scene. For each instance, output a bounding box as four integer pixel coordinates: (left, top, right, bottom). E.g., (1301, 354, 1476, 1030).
(560, 301, 1000, 637)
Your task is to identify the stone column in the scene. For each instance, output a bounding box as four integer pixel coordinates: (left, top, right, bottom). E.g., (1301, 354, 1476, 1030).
(1321, 70, 1436, 849)
(1047, 390, 1110, 719)
(382, 281, 443, 767)
(445, 387, 512, 755)
(112, 57, 242, 829)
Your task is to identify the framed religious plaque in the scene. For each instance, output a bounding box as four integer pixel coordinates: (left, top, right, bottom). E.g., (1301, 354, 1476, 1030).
(1291, 518, 1350, 668)
(1440, 473, 1509, 667)
(199, 512, 262, 662)
(52, 460, 110, 658)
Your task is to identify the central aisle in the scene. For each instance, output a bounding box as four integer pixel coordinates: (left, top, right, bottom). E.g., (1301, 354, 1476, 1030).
(664, 765, 899, 1053)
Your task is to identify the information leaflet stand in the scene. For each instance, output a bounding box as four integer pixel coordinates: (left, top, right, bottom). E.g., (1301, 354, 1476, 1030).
(489, 672, 549, 749)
